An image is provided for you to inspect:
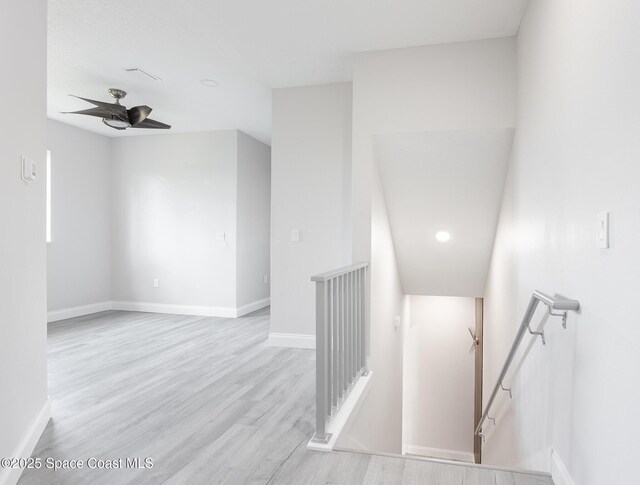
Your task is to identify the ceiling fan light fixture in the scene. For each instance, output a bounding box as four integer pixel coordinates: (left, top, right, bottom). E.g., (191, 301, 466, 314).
(64, 88, 171, 131)
(102, 117, 131, 129)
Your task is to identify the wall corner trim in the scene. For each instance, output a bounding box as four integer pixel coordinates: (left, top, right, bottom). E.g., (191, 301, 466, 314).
(267, 332, 316, 349)
(551, 449, 576, 485)
(0, 398, 51, 485)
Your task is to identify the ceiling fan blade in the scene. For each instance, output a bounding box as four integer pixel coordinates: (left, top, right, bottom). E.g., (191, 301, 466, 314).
(130, 118, 171, 129)
(127, 105, 152, 126)
(62, 107, 115, 119)
(70, 95, 129, 122)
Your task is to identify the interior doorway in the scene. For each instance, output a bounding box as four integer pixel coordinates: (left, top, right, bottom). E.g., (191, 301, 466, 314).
(402, 295, 483, 463)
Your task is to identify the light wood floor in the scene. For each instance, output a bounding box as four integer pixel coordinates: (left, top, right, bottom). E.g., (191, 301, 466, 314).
(20, 309, 553, 485)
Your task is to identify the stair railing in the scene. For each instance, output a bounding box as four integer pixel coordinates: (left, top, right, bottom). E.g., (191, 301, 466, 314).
(310, 262, 369, 444)
(475, 290, 580, 438)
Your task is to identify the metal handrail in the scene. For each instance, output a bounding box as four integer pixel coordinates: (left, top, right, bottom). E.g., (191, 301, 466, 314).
(475, 290, 580, 437)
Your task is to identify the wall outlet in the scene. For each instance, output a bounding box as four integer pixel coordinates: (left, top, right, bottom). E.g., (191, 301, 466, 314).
(216, 232, 226, 242)
(263, 274, 268, 284)
(153, 278, 159, 288)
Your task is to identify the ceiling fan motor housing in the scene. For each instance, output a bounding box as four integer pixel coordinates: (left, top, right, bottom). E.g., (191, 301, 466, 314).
(107, 88, 127, 103)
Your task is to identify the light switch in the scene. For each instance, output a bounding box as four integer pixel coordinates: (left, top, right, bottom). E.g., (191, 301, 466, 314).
(216, 232, 226, 242)
(153, 278, 159, 288)
(21, 156, 37, 182)
(597, 211, 610, 249)
(290, 229, 300, 242)
(263, 275, 268, 284)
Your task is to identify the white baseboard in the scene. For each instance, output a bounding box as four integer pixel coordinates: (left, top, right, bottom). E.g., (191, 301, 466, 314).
(111, 301, 237, 318)
(47, 301, 112, 323)
(404, 445, 475, 464)
(0, 398, 51, 485)
(308, 372, 373, 452)
(551, 449, 575, 485)
(236, 298, 270, 317)
(267, 332, 316, 349)
(48, 299, 270, 322)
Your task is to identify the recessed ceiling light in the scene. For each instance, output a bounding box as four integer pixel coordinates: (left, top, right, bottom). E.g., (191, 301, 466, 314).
(435, 231, 451, 242)
(200, 79, 219, 88)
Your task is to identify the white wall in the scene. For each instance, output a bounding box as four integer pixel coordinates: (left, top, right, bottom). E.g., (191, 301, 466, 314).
(46, 127, 270, 317)
(47, 120, 111, 313)
(483, 1, 640, 483)
(0, 0, 49, 483)
(270, 83, 352, 342)
(339, 38, 516, 456)
(110, 131, 239, 311)
(403, 296, 476, 462)
(351, 38, 516, 265)
(236, 131, 271, 309)
(337, 165, 407, 454)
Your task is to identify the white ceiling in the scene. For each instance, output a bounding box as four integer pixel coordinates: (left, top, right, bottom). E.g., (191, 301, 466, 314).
(375, 129, 514, 297)
(48, 0, 528, 143)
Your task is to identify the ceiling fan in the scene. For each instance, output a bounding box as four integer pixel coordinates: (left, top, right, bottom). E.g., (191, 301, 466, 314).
(63, 88, 171, 131)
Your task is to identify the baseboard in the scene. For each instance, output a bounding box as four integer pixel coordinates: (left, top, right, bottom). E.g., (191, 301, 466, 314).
(47, 301, 112, 322)
(236, 298, 270, 317)
(308, 371, 373, 452)
(267, 332, 316, 349)
(0, 398, 51, 485)
(111, 301, 238, 318)
(404, 445, 475, 464)
(49, 300, 270, 322)
(551, 449, 575, 485)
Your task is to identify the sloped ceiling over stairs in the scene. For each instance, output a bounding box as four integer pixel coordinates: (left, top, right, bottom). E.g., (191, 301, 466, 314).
(374, 129, 514, 297)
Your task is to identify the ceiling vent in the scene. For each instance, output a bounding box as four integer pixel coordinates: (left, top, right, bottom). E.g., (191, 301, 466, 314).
(123, 68, 162, 82)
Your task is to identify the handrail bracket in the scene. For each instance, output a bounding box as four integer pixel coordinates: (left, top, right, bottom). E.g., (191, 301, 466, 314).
(500, 382, 512, 399)
(527, 323, 546, 345)
(548, 307, 568, 329)
(474, 291, 580, 438)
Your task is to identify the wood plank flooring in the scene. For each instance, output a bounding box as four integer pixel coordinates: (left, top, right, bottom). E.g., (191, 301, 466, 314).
(19, 309, 553, 485)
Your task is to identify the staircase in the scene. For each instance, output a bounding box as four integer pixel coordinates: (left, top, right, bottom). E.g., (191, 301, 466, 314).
(306, 264, 573, 485)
